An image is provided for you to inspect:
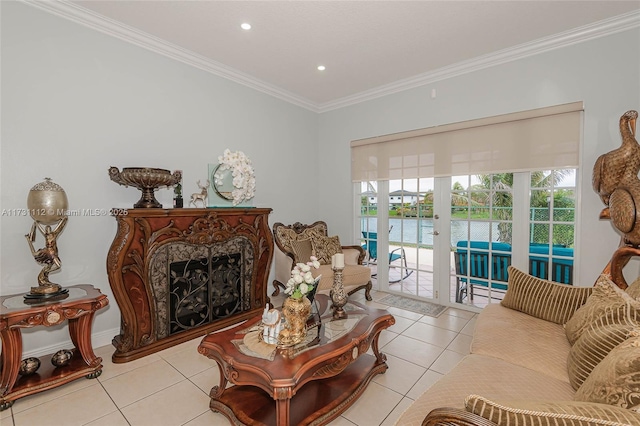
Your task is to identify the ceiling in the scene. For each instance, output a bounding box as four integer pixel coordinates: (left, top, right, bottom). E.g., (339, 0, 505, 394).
(63, 1, 639, 110)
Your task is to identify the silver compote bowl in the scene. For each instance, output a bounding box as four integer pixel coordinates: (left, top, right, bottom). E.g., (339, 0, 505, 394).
(109, 167, 182, 208)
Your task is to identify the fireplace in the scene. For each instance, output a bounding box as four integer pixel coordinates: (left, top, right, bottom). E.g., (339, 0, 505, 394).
(107, 208, 273, 363)
(152, 240, 251, 338)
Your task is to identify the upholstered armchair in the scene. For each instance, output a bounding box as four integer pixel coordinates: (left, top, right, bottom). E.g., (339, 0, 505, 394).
(272, 221, 372, 301)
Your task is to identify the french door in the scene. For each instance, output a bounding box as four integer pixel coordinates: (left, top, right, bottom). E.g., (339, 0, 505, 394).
(356, 169, 577, 309)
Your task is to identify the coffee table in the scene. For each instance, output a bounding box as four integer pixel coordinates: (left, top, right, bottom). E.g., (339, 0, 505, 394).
(198, 294, 395, 426)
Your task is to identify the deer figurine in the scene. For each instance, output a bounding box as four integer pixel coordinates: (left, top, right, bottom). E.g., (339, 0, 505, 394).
(189, 180, 209, 208)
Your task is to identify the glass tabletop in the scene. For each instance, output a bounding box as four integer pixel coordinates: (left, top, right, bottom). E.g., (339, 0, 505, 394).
(234, 298, 368, 361)
(2, 287, 88, 310)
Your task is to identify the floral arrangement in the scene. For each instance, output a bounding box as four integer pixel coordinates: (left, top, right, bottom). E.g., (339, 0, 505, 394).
(214, 149, 256, 206)
(285, 256, 321, 299)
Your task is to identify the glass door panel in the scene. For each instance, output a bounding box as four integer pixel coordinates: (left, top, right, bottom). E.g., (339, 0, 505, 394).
(528, 170, 576, 284)
(386, 178, 435, 299)
(451, 174, 513, 308)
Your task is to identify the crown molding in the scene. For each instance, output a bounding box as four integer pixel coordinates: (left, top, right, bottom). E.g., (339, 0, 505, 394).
(22, 0, 320, 112)
(21, 1, 640, 114)
(318, 10, 640, 113)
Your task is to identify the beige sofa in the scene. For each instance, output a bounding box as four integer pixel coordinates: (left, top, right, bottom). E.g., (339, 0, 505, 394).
(272, 221, 372, 300)
(396, 266, 640, 426)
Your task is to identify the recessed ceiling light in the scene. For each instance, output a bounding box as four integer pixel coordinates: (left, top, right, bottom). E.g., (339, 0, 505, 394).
(317, 65, 326, 71)
(241, 23, 251, 30)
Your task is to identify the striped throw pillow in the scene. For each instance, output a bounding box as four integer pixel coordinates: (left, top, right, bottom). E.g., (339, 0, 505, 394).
(501, 266, 593, 325)
(465, 394, 640, 426)
(568, 323, 638, 390)
(575, 329, 640, 413)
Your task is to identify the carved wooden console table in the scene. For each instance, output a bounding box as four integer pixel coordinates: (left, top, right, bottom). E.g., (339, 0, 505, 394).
(0, 285, 108, 410)
(107, 208, 273, 363)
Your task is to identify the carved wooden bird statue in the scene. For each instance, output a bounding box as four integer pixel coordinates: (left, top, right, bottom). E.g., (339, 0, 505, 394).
(592, 110, 639, 219)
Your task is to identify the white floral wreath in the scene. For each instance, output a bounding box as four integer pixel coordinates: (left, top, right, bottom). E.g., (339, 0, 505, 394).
(214, 149, 256, 206)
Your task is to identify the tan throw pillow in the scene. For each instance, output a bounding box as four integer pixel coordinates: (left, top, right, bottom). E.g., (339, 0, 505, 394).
(575, 329, 640, 413)
(311, 235, 342, 265)
(565, 275, 639, 345)
(277, 226, 325, 253)
(465, 394, 640, 426)
(501, 266, 593, 325)
(290, 238, 314, 264)
(628, 277, 640, 300)
(568, 323, 638, 390)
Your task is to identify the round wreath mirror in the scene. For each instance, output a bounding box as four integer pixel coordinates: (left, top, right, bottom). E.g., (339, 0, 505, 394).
(211, 164, 234, 201)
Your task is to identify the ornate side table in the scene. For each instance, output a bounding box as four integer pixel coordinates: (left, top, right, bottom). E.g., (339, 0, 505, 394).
(0, 284, 108, 410)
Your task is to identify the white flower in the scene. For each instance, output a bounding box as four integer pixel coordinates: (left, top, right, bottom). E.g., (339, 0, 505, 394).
(216, 149, 256, 206)
(287, 257, 321, 299)
(299, 283, 309, 295)
(299, 263, 311, 273)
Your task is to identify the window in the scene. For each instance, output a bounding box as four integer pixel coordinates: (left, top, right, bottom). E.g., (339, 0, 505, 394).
(352, 103, 583, 308)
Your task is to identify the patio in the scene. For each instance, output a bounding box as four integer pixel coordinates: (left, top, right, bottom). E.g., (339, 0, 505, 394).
(366, 246, 505, 310)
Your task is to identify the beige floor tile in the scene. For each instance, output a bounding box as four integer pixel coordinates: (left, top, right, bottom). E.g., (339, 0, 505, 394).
(376, 329, 399, 349)
(460, 316, 477, 336)
(446, 332, 473, 355)
(84, 410, 130, 426)
(328, 416, 358, 425)
(0, 407, 10, 420)
(381, 335, 444, 369)
(101, 359, 185, 408)
(95, 343, 162, 382)
(7, 286, 485, 426)
(161, 343, 218, 377)
(406, 369, 444, 400)
(429, 349, 466, 375)
(418, 311, 471, 332)
(380, 396, 414, 426)
(189, 365, 222, 394)
(121, 380, 210, 426)
(385, 315, 416, 334)
(156, 336, 201, 358)
(342, 381, 403, 426)
(443, 307, 476, 320)
(13, 383, 117, 426)
(183, 409, 233, 425)
(373, 354, 426, 395)
(402, 321, 458, 348)
(11, 373, 98, 413)
(385, 306, 423, 321)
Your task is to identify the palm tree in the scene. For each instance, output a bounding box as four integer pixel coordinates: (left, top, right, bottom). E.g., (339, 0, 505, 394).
(474, 170, 574, 243)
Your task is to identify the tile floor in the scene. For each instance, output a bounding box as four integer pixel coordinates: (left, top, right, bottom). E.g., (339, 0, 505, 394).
(2, 289, 477, 426)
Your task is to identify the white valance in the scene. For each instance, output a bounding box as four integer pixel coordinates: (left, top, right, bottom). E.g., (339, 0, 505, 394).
(351, 102, 583, 182)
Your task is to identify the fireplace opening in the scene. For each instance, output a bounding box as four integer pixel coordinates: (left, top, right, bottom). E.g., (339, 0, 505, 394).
(169, 252, 243, 335)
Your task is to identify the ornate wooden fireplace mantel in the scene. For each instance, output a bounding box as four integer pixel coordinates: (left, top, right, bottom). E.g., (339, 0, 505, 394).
(107, 208, 273, 363)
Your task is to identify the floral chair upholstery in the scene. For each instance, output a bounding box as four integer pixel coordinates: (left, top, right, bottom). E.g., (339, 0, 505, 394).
(272, 221, 372, 301)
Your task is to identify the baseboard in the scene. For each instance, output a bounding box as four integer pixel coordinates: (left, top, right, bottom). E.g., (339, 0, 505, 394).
(23, 327, 118, 359)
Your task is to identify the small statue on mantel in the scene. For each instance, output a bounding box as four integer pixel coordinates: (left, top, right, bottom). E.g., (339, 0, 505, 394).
(189, 179, 209, 208)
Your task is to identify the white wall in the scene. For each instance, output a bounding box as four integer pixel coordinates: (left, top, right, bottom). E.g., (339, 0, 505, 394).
(1, 2, 319, 353)
(317, 27, 640, 286)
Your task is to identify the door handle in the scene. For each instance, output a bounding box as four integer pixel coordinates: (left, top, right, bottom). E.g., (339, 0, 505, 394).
(432, 231, 440, 236)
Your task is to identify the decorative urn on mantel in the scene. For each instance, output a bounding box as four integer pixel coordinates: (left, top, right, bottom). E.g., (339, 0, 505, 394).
(109, 167, 182, 208)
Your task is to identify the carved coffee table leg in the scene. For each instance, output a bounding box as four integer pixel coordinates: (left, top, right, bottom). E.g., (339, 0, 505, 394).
(68, 312, 102, 373)
(209, 362, 228, 401)
(0, 328, 22, 410)
(275, 394, 292, 426)
(370, 329, 388, 366)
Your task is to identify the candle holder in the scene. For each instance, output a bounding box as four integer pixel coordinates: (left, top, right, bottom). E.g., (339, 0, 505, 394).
(331, 266, 348, 319)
